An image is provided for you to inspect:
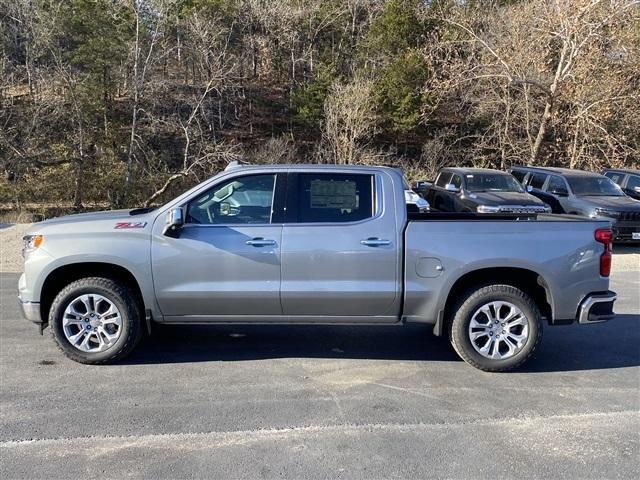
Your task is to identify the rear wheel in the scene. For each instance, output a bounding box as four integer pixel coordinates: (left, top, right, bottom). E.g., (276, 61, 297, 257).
(49, 277, 143, 364)
(450, 284, 543, 372)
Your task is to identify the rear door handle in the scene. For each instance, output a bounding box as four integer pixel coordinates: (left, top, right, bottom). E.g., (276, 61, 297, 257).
(360, 238, 391, 247)
(246, 238, 276, 247)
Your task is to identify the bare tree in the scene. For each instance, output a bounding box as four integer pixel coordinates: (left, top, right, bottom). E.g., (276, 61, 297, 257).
(143, 10, 239, 205)
(246, 137, 298, 164)
(427, 0, 640, 168)
(323, 78, 376, 164)
(122, 0, 169, 205)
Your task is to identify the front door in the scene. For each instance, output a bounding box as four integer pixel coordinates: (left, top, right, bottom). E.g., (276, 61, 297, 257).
(280, 171, 401, 321)
(152, 173, 283, 320)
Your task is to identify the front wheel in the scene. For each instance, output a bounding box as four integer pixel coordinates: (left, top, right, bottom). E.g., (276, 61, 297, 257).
(49, 277, 143, 364)
(450, 284, 543, 372)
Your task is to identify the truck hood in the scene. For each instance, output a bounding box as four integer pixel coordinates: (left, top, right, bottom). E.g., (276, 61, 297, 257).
(28, 208, 157, 234)
(465, 191, 544, 206)
(578, 195, 640, 211)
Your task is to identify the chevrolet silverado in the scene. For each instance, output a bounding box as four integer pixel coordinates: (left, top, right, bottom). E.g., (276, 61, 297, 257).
(19, 164, 617, 371)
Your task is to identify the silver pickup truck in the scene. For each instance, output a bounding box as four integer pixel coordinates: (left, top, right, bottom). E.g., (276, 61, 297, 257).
(18, 164, 617, 371)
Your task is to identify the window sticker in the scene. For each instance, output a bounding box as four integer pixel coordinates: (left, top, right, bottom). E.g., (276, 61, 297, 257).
(309, 180, 358, 209)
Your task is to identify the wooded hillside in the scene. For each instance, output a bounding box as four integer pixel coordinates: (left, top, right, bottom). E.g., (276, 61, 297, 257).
(1, 0, 638, 213)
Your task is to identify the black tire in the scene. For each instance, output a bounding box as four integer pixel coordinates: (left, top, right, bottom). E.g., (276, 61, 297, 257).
(449, 284, 543, 372)
(49, 277, 143, 364)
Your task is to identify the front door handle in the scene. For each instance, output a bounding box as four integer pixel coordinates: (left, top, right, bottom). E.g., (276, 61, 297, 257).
(246, 237, 276, 247)
(361, 238, 391, 247)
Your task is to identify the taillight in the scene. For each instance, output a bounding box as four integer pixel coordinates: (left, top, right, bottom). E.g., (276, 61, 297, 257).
(595, 229, 613, 244)
(595, 228, 613, 277)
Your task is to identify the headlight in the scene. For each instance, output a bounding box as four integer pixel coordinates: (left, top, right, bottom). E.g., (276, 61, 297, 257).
(22, 235, 44, 257)
(593, 208, 619, 219)
(476, 205, 500, 213)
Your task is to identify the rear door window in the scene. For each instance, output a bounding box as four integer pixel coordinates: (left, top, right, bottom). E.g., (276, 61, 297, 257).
(295, 173, 374, 223)
(529, 173, 548, 190)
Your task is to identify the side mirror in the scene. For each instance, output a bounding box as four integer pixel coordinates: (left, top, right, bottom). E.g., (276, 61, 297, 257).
(445, 183, 460, 193)
(634, 186, 640, 193)
(526, 185, 533, 192)
(163, 207, 184, 238)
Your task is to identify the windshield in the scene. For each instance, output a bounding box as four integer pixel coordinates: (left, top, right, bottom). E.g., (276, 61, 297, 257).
(566, 176, 624, 196)
(465, 173, 525, 193)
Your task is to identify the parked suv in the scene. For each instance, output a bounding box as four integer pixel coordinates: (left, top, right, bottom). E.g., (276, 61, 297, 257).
(603, 168, 640, 201)
(509, 166, 640, 242)
(426, 168, 551, 214)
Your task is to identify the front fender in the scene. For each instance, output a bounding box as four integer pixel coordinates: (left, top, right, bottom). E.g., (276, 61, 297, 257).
(23, 232, 159, 320)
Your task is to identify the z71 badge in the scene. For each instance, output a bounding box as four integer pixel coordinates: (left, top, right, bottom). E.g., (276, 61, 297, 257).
(114, 221, 147, 229)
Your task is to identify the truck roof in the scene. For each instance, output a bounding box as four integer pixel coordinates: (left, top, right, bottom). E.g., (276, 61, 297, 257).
(224, 162, 400, 172)
(441, 167, 510, 175)
(603, 168, 640, 175)
(509, 166, 603, 177)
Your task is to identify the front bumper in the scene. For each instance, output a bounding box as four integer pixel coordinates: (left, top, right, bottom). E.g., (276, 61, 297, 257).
(576, 291, 616, 324)
(19, 297, 42, 323)
(612, 222, 640, 243)
(497, 205, 551, 214)
(18, 271, 42, 323)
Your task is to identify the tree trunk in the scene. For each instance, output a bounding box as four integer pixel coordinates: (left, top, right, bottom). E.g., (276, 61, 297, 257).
(124, 7, 141, 206)
(531, 99, 553, 164)
(73, 158, 84, 212)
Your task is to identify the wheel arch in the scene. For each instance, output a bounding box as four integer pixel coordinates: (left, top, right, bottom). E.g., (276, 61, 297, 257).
(40, 262, 145, 326)
(440, 267, 553, 334)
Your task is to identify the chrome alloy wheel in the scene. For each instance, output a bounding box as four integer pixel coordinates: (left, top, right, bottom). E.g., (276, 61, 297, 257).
(62, 294, 123, 353)
(468, 301, 529, 360)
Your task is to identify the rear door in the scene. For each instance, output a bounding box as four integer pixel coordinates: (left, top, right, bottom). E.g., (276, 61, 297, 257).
(280, 170, 401, 321)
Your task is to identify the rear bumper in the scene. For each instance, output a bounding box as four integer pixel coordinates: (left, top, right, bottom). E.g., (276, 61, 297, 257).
(576, 291, 616, 324)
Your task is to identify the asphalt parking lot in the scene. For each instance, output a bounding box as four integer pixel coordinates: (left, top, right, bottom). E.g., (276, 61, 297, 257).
(1, 270, 639, 479)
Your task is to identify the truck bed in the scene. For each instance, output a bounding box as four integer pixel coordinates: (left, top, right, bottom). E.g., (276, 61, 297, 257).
(407, 211, 595, 222)
(403, 214, 611, 325)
